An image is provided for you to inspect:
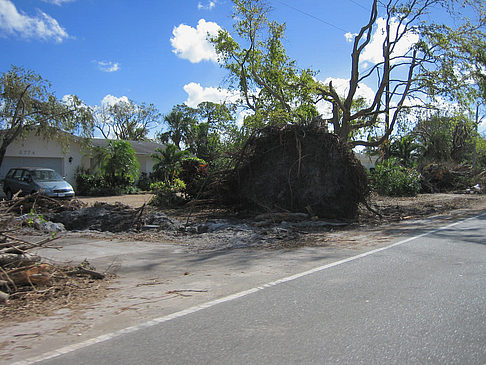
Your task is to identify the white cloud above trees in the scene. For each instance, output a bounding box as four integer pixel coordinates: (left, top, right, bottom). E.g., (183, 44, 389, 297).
(101, 94, 130, 107)
(170, 19, 221, 63)
(183, 82, 239, 107)
(0, 0, 68, 42)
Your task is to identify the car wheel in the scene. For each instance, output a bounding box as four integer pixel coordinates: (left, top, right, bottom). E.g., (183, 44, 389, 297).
(5, 189, 13, 200)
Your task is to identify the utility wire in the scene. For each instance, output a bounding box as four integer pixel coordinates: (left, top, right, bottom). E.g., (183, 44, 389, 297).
(346, 0, 369, 11)
(272, 0, 348, 33)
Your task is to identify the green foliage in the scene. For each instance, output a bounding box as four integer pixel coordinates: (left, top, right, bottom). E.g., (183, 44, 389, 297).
(158, 102, 238, 165)
(75, 172, 105, 196)
(0, 65, 94, 169)
(389, 135, 420, 167)
(151, 144, 190, 182)
(150, 178, 186, 207)
(413, 113, 475, 163)
(371, 159, 422, 197)
(179, 157, 208, 198)
(95, 99, 161, 141)
(210, 0, 318, 127)
(99, 140, 140, 193)
(25, 209, 46, 227)
(136, 172, 152, 191)
(157, 104, 196, 150)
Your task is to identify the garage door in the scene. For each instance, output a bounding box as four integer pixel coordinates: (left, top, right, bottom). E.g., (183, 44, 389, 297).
(0, 157, 63, 179)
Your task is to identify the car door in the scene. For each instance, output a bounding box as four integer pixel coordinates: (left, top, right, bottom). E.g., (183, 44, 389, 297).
(9, 169, 25, 194)
(18, 170, 35, 194)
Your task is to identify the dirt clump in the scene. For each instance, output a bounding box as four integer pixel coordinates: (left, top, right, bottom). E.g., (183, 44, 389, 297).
(226, 124, 369, 219)
(48, 202, 181, 233)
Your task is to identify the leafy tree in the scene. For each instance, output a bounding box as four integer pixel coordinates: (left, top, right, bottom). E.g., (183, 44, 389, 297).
(210, 0, 318, 128)
(187, 102, 237, 162)
(159, 102, 237, 163)
(100, 140, 139, 191)
(157, 104, 196, 149)
(389, 134, 420, 167)
(0, 65, 94, 170)
(151, 144, 190, 182)
(318, 0, 485, 147)
(95, 99, 161, 141)
(212, 0, 485, 147)
(413, 113, 475, 163)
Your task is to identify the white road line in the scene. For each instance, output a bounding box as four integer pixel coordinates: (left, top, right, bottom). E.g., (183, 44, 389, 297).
(13, 211, 486, 365)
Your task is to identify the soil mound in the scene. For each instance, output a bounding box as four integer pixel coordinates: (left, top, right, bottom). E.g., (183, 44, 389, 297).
(227, 124, 369, 219)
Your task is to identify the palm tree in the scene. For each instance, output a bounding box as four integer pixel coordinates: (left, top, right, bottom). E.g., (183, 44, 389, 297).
(151, 144, 190, 182)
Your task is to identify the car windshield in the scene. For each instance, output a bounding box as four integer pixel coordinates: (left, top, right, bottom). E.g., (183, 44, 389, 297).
(30, 170, 63, 182)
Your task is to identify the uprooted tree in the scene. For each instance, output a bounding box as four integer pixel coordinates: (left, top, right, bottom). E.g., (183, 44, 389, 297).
(0, 66, 94, 171)
(207, 0, 485, 216)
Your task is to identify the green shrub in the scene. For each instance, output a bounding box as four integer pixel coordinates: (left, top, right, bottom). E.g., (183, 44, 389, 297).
(75, 173, 107, 196)
(179, 157, 208, 198)
(371, 159, 421, 197)
(136, 172, 152, 191)
(100, 140, 140, 192)
(150, 178, 187, 207)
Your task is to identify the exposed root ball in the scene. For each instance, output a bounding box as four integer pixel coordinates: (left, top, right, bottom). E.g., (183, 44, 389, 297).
(229, 125, 369, 219)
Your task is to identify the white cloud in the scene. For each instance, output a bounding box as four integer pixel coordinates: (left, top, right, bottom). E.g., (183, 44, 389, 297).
(101, 94, 130, 107)
(361, 17, 419, 64)
(183, 82, 239, 108)
(170, 19, 221, 63)
(344, 32, 357, 42)
(0, 0, 68, 42)
(198, 1, 216, 10)
(95, 61, 121, 73)
(41, 0, 76, 5)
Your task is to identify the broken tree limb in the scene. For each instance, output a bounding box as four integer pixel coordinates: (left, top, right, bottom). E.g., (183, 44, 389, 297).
(67, 267, 105, 280)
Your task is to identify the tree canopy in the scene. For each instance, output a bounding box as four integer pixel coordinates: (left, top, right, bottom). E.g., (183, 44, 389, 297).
(211, 0, 486, 148)
(95, 98, 161, 141)
(0, 65, 94, 170)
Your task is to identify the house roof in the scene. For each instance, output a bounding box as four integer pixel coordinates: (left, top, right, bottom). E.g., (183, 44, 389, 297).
(90, 139, 164, 156)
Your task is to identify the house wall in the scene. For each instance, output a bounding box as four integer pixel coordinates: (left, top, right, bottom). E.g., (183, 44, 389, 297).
(1, 133, 82, 186)
(1, 131, 158, 189)
(137, 155, 155, 175)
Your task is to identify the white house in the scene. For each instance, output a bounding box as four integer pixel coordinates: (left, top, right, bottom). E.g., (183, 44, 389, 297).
(0, 130, 164, 187)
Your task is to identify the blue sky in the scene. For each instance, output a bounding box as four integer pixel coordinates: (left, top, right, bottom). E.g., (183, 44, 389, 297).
(1, 0, 484, 135)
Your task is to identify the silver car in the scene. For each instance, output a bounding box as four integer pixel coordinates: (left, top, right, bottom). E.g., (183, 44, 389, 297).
(3, 167, 75, 200)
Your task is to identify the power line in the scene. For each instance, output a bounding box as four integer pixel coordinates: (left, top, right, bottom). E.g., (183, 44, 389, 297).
(272, 0, 348, 33)
(346, 0, 369, 11)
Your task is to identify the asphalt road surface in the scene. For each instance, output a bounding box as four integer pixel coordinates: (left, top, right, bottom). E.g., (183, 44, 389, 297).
(31, 213, 486, 364)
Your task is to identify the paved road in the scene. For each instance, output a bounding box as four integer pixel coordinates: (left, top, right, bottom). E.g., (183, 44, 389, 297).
(32, 213, 486, 364)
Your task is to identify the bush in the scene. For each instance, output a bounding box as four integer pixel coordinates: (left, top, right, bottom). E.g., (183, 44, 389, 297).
(371, 159, 421, 197)
(75, 173, 108, 196)
(136, 172, 152, 191)
(179, 157, 208, 198)
(150, 178, 187, 207)
(100, 140, 140, 192)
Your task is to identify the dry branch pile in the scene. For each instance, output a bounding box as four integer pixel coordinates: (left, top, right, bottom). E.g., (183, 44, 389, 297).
(420, 163, 478, 193)
(0, 195, 108, 308)
(0, 231, 107, 307)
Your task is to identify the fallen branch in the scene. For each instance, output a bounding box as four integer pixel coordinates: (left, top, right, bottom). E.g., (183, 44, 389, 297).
(67, 267, 105, 280)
